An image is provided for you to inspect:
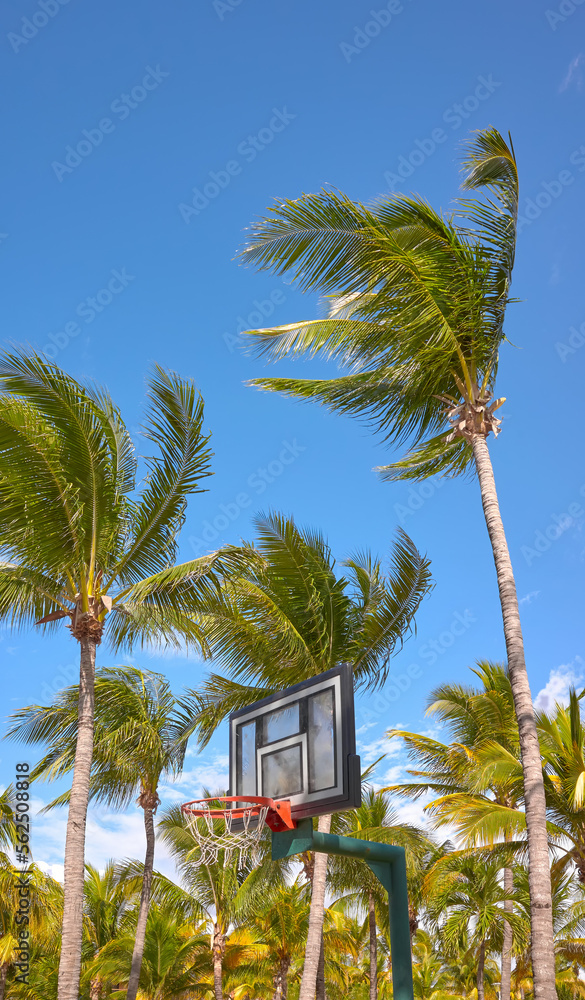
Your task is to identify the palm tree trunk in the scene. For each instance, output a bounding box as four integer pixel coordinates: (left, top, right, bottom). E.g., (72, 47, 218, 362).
(471, 435, 555, 1000)
(369, 892, 378, 1000)
(126, 801, 156, 1000)
(315, 932, 327, 1000)
(57, 635, 96, 1000)
(273, 957, 290, 1000)
(0, 963, 8, 1000)
(501, 865, 514, 1000)
(299, 814, 331, 1000)
(213, 925, 224, 1000)
(477, 939, 486, 1000)
(89, 978, 102, 1000)
(408, 903, 418, 939)
(316, 934, 326, 1000)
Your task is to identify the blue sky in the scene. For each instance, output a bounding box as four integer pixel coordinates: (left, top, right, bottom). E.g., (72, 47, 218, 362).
(1, 0, 584, 878)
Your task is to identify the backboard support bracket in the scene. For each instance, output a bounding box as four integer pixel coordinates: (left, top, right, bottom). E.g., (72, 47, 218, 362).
(271, 818, 414, 1000)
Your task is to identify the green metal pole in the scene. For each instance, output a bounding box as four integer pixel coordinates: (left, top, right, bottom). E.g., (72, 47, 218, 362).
(272, 819, 414, 1000)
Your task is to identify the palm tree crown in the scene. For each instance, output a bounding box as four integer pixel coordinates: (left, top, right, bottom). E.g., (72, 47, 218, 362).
(181, 511, 432, 744)
(240, 129, 516, 482)
(0, 350, 247, 650)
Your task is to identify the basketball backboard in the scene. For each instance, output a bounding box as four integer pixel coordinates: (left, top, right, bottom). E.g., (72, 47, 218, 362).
(229, 664, 361, 822)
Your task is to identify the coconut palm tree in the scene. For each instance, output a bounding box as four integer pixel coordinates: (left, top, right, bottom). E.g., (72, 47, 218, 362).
(7, 666, 189, 1000)
(238, 129, 556, 1000)
(410, 930, 463, 1000)
(512, 857, 585, 999)
(81, 861, 134, 1000)
(0, 350, 253, 1000)
(248, 879, 311, 1000)
(158, 803, 283, 1000)
(329, 787, 429, 1000)
(387, 661, 523, 998)
(322, 908, 374, 1000)
(469, 688, 585, 884)
(537, 690, 585, 884)
(425, 852, 522, 1000)
(91, 904, 211, 1000)
(177, 511, 431, 1000)
(0, 852, 62, 1000)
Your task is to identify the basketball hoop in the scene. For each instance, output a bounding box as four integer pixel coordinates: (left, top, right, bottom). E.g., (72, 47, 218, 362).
(181, 796, 296, 867)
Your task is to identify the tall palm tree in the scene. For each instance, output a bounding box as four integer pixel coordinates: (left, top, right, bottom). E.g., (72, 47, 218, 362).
(178, 511, 431, 1000)
(238, 129, 556, 1000)
(387, 661, 523, 998)
(0, 349, 251, 1000)
(7, 666, 188, 1000)
(329, 787, 429, 1000)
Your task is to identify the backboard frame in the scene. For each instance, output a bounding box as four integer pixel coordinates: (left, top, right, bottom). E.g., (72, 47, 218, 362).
(228, 664, 361, 822)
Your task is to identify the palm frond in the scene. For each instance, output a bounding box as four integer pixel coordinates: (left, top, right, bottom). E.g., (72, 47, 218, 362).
(110, 366, 213, 587)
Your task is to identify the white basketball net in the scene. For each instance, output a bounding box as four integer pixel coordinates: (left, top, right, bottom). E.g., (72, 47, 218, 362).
(184, 803, 269, 868)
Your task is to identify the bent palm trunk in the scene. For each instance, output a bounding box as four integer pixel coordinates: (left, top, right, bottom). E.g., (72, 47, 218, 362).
(472, 436, 555, 1000)
(126, 796, 157, 1000)
(299, 814, 331, 1000)
(57, 635, 97, 1000)
(369, 892, 377, 1000)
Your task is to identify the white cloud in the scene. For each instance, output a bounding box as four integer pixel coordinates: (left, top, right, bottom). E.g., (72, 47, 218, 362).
(37, 859, 65, 882)
(356, 721, 378, 737)
(381, 764, 406, 785)
(358, 735, 404, 764)
(534, 660, 584, 713)
(160, 754, 230, 800)
(559, 53, 584, 92)
(393, 798, 430, 830)
(520, 590, 540, 606)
